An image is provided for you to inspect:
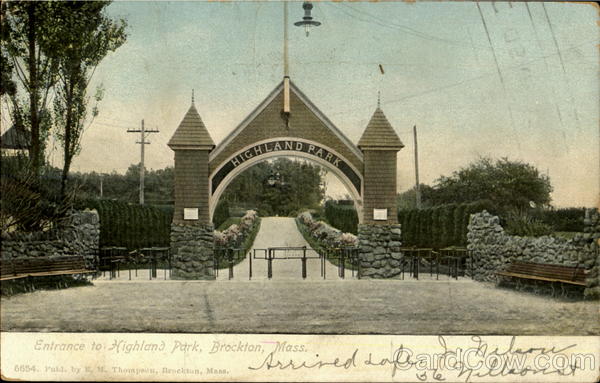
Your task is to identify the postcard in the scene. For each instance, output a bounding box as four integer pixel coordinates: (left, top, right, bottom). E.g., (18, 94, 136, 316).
(1, 1, 598, 382)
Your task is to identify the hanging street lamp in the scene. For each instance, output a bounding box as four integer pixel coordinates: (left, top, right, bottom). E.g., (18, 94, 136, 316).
(294, 2, 321, 37)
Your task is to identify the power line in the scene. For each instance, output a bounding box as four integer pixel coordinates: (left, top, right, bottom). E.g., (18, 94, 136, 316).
(476, 2, 520, 154)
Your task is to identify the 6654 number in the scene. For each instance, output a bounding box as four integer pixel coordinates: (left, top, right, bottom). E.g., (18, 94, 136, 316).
(14, 365, 37, 373)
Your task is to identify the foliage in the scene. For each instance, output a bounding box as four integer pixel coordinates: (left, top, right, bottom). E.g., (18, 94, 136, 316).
(297, 211, 358, 249)
(1, 1, 128, 233)
(396, 184, 436, 210)
(398, 200, 498, 248)
(31, 156, 324, 227)
(213, 200, 230, 229)
(49, 1, 126, 198)
(213, 212, 261, 270)
(75, 199, 172, 249)
(217, 217, 240, 231)
(1, 154, 73, 232)
(428, 157, 552, 211)
(220, 158, 325, 217)
(214, 210, 258, 247)
(504, 209, 554, 237)
(538, 208, 586, 232)
(66, 164, 174, 205)
(2, 1, 60, 172)
(323, 199, 358, 234)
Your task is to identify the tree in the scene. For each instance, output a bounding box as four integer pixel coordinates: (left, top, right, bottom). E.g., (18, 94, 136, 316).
(2, 1, 59, 174)
(220, 158, 325, 217)
(429, 157, 552, 211)
(50, 1, 126, 198)
(396, 184, 435, 210)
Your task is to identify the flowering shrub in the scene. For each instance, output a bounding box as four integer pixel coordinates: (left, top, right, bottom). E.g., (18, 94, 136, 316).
(214, 210, 258, 248)
(297, 211, 358, 249)
(214, 231, 227, 247)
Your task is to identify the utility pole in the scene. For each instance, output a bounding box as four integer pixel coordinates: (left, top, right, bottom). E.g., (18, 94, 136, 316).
(413, 125, 421, 209)
(99, 175, 103, 198)
(127, 119, 159, 204)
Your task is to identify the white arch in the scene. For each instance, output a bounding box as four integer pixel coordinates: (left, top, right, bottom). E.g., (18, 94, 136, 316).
(209, 137, 363, 223)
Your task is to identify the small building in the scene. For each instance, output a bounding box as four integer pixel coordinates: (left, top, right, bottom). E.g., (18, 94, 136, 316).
(0, 125, 30, 156)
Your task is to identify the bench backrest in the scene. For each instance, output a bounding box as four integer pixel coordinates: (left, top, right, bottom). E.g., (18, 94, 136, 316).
(0, 259, 16, 276)
(507, 261, 586, 283)
(8, 256, 88, 275)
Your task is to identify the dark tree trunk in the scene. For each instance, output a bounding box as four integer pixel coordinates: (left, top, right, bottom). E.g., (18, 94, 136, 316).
(27, 3, 40, 175)
(60, 76, 75, 200)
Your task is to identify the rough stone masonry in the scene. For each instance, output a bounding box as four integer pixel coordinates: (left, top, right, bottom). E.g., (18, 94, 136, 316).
(170, 223, 215, 280)
(0, 209, 100, 268)
(358, 224, 403, 278)
(467, 209, 599, 298)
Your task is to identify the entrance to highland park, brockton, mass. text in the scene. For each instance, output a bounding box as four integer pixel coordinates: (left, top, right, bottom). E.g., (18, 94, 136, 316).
(1, 1, 599, 382)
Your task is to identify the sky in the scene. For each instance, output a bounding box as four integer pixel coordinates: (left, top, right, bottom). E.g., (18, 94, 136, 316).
(23, 1, 600, 207)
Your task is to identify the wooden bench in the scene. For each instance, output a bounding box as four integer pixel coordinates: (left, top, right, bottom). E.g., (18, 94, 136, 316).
(0, 255, 95, 281)
(496, 261, 587, 295)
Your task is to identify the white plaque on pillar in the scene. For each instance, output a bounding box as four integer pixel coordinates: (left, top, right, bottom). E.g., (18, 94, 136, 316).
(373, 209, 388, 221)
(183, 208, 199, 220)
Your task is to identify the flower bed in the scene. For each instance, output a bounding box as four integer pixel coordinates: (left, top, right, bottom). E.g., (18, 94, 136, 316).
(296, 211, 358, 251)
(214, 210, 259, 248)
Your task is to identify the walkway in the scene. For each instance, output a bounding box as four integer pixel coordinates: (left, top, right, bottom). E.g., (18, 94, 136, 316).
(217, 217, 347, 281)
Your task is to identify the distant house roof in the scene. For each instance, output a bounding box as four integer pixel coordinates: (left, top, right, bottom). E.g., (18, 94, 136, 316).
(357, 107, 404, 150)
(0, 125, 30, 150)
(168, 103, 215, 150)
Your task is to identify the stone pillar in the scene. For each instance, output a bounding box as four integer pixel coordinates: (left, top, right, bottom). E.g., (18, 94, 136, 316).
(356, 107, 405, 278)
(168, 101, 216, 279)
(358, 224, 402, 278)
(170, 221, 214, 280)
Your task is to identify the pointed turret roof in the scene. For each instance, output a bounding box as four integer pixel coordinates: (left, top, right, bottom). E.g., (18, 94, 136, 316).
(357, 107, 404, 150)
(168, 103, 215, 150)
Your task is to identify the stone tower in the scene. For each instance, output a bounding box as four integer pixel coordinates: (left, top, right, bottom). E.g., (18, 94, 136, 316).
(168, 97, 216, 279)
(357, 106, 404, 278)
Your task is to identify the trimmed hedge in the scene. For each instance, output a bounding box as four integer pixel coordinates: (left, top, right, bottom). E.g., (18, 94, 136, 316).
(213, 200, 230, 229)
(323, 200, 358, 234)
(539, 208, 586, 232)
(77, 199, 172, 249)
(398, 200, 497, 248)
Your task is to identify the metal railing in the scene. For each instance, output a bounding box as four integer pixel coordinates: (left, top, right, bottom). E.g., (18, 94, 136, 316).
(98, 246, 171, 280)
(214, 248, 246, 280)
(399, 247, 472, 280)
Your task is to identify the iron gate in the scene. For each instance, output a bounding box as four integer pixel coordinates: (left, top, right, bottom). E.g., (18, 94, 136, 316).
(213, 248, 246, 279)
(324, 247, 360, 279)
(252, 246, 321, 279)
(251, 246, 360, 280)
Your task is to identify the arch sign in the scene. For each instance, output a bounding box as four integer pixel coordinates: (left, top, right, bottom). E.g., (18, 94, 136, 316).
(209, 137, 363, 222)
(211, 138, 362, 196)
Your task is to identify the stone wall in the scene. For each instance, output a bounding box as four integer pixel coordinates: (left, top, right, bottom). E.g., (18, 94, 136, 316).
(170, 223, 214, 279)
(0, 210, 100, 268)
(467, 210, 599, 298)
(358, 224, 402, 278)
(575, 209, 600, 298)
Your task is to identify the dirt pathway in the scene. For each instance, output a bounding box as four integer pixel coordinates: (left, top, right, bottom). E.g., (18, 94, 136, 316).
(217, 217, 347, 281)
